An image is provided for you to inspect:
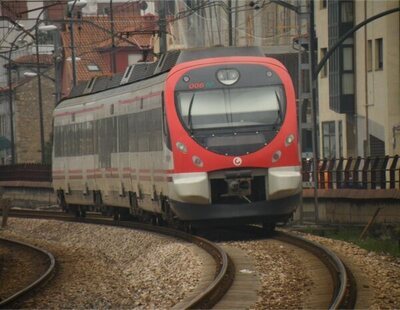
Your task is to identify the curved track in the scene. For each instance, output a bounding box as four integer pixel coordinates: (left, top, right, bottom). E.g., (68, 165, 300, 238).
(198, 226, 357, 309)
(5, 209, 356, 309)
(274, 230, 357, 309)
(5, 209, 235, 309)
(0, 238, 56, 308)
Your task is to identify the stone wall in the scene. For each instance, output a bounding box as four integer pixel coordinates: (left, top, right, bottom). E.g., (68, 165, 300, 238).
(14, 67, 55, 163)
(295, 198, 400, 224)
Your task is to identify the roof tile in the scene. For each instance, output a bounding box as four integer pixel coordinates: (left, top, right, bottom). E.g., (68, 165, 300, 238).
(60, 14, 157, 82)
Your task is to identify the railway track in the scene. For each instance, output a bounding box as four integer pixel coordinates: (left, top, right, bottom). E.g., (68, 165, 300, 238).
(198, 226, 357, 309)
(275, 230, 357, 309)
(0, 237, 56, 308)
(3, 209, 235, 309)
(4, 209, 356, 308)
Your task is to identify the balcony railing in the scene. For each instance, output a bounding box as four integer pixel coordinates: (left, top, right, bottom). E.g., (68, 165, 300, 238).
(302, 156, 400, 190)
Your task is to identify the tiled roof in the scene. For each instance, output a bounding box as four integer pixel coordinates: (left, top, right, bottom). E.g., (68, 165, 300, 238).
(13, 54, 54, 65)
(60, 14, 157, 82)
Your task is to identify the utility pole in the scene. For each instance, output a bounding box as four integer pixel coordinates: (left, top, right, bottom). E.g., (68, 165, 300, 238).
(6, 57, 15, 164)
(70, 9, 77, 86)
(110, 0, 116, 73)
(158, 1, 167, 55)
(68, 0, 87, 87)
(35, 18, 46, 165)
(308, 0, 319, 223)
(227, 0, 233, 46)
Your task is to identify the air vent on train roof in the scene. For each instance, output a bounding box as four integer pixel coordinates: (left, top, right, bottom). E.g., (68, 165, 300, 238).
(120, 65, 135, 85)
(127, 62, 158, 83)
(108, 72, 124, 88)
(83, 77, 97, 94)
(69, 82, 87, 98)
(153, 50, 181, 75)
(91, 76, 110, 93)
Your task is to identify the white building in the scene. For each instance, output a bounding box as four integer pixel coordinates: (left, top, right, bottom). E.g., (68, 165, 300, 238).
(315, 0, 400, 158)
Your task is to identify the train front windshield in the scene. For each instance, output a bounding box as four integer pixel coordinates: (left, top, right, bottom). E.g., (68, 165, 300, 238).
(176, 86, 285, 131)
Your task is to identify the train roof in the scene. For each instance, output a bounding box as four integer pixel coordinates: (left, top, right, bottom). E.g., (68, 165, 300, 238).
(65, 46, 265, 100)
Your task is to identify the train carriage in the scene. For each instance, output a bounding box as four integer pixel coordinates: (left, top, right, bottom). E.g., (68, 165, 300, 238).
(53, 46, 302, 228)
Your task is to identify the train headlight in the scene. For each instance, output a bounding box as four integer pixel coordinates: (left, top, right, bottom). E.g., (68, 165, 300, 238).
(272, 150, 282, 162)
(216, 69, 240, 85)
(176, 141, 187, 153)
(285, 134, 295, 147)
(192, 155, 204, 167)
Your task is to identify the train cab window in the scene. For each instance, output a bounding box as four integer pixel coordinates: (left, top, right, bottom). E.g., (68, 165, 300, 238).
(176, 85, 285, 131)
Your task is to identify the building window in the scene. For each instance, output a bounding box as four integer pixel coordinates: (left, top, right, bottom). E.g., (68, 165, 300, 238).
(341, 1, 353, 23)
(320, 48, 328, 78)
(320, 0, 327, 9)
(367, 40, 372, 71)
(338, 121, 343, 157)
(322, 121, 336, 158)
(87, 64, 100, 71)
(342, 73, 354, 95)
(342, 47, 353, 71)
(375, 38, 383, 70)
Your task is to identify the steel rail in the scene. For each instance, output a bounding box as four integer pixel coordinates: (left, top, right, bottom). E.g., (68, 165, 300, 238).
(4, 210, 235, 309)
(218, 225, 356, 309)
(0, 237, 56, 308)
(274, 231, 356, 309)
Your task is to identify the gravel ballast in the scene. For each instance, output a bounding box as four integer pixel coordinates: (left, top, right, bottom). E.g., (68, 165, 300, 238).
(221, 239, 314, 309)
(0, 218, 202, 308)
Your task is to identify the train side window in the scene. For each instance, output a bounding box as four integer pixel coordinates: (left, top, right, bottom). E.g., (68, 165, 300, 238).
(63, 126, 67, 157)
(93, 120, 98, 155)
(87, 121, 94, 155)
(112, 117, 117, 153)
(118, 115, 129, 152)
(54, 127, 59, 157)
(78, 123, 82, 156)
(138, 135, 149, 152)
(161, 92, 171, 150)
(128, 114, 137, 152)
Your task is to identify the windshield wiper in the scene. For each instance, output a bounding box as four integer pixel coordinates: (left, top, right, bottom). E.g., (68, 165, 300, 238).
(187, 93, 196, 134)
(273, 90, 283, 128)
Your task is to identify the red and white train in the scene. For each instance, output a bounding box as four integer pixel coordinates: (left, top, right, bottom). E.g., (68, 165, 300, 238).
(52, 46, 301, 229)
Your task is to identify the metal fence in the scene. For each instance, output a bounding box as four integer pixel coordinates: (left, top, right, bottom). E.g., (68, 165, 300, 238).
(0, 157, 399, 190)
(302, 156, 400, 190)
(0, 164, 51, 182)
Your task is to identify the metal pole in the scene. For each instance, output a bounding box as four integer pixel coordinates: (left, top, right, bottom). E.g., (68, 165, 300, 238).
(110, 0, 116, 73)
(35, 25, 46, 164)
(53, 31, 62, 104)
(6, 52, 15, 164)
(70, 9, 77, 86)
(364, 1, 370, 156)
(158, 1, 167, 54)
(228, 0, 233, 46)
(308, 0, 319, 223)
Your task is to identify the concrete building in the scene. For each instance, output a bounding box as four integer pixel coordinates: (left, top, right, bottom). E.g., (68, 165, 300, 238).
(315, 0, 399, 158)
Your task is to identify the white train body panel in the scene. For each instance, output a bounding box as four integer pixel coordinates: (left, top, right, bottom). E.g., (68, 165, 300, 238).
(53, 74, 172, 213)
